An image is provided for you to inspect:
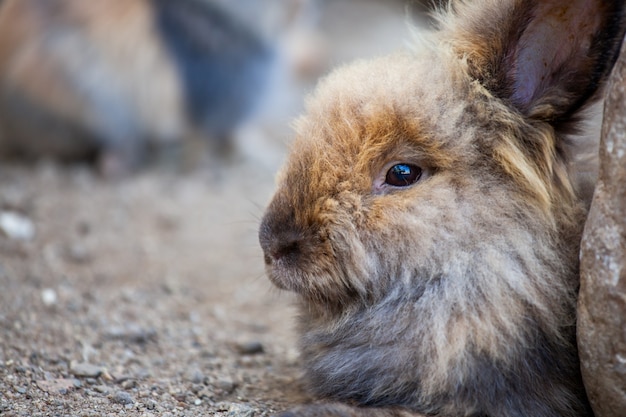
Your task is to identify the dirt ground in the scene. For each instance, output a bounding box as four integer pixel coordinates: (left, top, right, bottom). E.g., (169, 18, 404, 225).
(0, 2, 428, 416)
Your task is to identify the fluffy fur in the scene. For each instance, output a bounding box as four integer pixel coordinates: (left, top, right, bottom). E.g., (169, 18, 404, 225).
(259, 1, 626, 416)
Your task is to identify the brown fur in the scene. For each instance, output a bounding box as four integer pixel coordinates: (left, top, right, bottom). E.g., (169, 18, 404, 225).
(259, 1, 626, 416)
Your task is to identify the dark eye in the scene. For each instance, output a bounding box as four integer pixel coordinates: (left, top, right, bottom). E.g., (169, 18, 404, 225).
(385, 164, 422, 187)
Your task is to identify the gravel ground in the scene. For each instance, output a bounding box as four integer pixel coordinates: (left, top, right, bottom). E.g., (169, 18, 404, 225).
(0, 2, 426, 416)
(0, 162, 303, 417)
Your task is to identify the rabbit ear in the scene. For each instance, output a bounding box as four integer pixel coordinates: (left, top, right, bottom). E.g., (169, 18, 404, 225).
(443, 0, 625, 123)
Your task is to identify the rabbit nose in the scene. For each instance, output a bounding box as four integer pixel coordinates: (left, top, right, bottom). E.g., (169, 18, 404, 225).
(259, 211, 305, 265)
(260, 228, 303, 265)
(268, 236, 302, 264)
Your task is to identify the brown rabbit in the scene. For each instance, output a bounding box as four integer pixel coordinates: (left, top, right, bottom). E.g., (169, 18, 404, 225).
(0, 0, 275, 173)
(259, 1, 626, 416)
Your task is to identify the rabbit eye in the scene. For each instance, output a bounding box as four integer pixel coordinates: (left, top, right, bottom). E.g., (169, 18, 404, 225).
(385, 164, 422, 187)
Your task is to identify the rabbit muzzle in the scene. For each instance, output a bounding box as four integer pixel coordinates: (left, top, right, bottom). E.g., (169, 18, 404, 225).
(259, 189, 372, 307)
(259, 217, 305, 291)
(258, 198, 317, 292)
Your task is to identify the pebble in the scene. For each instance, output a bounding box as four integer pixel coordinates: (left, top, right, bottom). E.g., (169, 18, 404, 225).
(197, 387, 214, 400)
(41, 288, 58, 307)
(70, 362, 103, 378)
(186, 369, 204, 384)
(235, 341, 264, 355)
(93, 385, 110, 394)
(215, 377, 236, 394)
(0, 211, 35, 240)
(227, 403, 256, 417)
(145, 399, 157, 410)
(111, 390, 134, 405)
(121, 379, 137, 389)
(105, 325, 157, 344)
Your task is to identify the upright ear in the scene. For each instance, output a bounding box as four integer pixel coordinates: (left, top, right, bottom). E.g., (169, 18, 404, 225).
(442, 0, 626, 125)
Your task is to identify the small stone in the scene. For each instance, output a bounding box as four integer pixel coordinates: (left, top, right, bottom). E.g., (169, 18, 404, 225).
(41, 288, 58, 307)
(237, 356, 260, 368)
(93, 385, 110, 394)
(145, 399, 157, 410)
(186, 369, 204, 384)
(134, 368, 152, 380)
(227, 403, 256, 417)
(215, 402, 231, 412)
(101, 369, 115, 381)
(121, 379, 137, 390)
(215, 377, 236, 394)
(111, 390, 134, 405)
(104, 325, 157, 344)
(0, 211, 35, 240)
(70, 362, 103, 378)
(197, 387, 214, 400)
(235, 341, 264, 355)
(14, 386, 26, 394)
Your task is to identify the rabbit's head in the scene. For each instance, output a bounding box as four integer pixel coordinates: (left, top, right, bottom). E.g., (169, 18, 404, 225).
(259, 1, 625, 415)
(260, 0, 623, 310)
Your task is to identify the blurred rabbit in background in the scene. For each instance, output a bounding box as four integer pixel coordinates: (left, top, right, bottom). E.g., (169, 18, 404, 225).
(0, 0, 310, 175)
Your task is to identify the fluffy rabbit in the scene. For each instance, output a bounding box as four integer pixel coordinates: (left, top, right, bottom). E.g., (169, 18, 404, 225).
(259, 1, 626, 416)
(0, 0, 274, 173)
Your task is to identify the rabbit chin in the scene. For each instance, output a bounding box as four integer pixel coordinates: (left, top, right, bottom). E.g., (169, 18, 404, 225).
(264, 261, 298, 292)
(263, 252, 368, 306)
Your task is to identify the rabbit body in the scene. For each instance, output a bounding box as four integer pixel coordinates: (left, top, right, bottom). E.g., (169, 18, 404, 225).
(259, 1, 626, 416)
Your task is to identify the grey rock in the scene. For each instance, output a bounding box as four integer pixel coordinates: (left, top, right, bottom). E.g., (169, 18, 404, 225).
(186, 368, 204, 384)
(227, 403, 256, 417)
(578, 38, 626, 417)
(104, 325, 157, 344)
(65, 243, 91, 263)
(40, 288, 58, 307)
(215, 376, 236, 394)
(70, 362, 103, 378)
(121, 379, 137, 390)
(197, 387, 214, 400)
(93, 385, 110, 394)
(110, 390, 134, 405)
(235, 341, 264, 355)
(0, 211, 35, 240)
(145, 399, 157, 410)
